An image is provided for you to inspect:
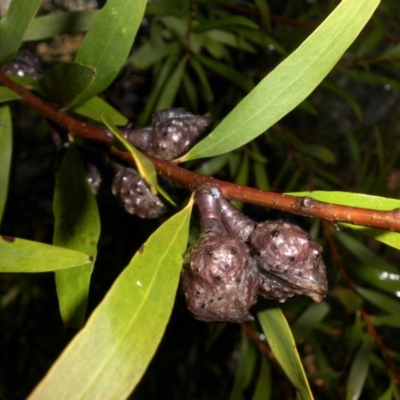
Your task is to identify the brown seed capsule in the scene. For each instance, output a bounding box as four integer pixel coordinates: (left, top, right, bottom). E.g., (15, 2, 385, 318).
(1, 49, 44, 79)
(181, 187, 259, 322)
(111, 165, 166, 218)
(250, 221, 328, 302)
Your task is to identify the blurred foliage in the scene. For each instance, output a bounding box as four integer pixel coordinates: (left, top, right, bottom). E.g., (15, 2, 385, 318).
(2, 0, 400, 399)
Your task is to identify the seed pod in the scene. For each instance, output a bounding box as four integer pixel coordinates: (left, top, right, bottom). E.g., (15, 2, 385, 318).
(111, 165, 166, 218)
(120, 126, 152, 153)
(1, 49, 44, 79)
(218, 195, 256, 242)
(250, 220, 328, 302)
(181, 187, 259, 322)
(148, 108, 212, 160)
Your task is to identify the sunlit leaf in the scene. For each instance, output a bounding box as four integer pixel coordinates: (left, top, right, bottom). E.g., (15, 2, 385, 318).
(23, 10, 98, 41)
(0, 237, 91, 273)
(0, 106, 12, 225)
(53, 144, 100, 328)
(258, 307, 314, 400)
(29, 199, 193, 400)
(178, 0, 379, 161)
(0, 0, 41, 62)
(40, 62, 95, 107)
(346, 340, 370, 400)
(288, 191, 400, 250)
(70, 0, 147, 107)
(0, 87, 20, 103)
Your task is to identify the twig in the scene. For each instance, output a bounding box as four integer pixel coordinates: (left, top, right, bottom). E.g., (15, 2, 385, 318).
(2, 70, 400, 232)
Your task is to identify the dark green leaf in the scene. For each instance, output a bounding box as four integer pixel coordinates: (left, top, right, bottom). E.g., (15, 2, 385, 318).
(194, 16, 259, 32)
(258, 308, 314, 400)
(0, 237, 91, 272)
(251, 353, 271, 400)
(0, 0, 41, 62)
(29, 199, 193, 399)
(40, 62, 95, 107)
(53, 144, 100, 328)
(70, 0, 147, 107)
(0, 106, 12, 225)
(0, 87, 20, 103)
(355, 286, 400, 315)
(346, 340, 370, 400)
(179, 0, 380, 161)
(23, 10, 98, 42)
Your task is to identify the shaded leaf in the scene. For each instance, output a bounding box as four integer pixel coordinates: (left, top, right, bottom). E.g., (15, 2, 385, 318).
(0, 0, 41, 62)
(130, 42, 179, 70)
(346, 340, 370, 400)
(70, 0, 147, 107)
(355, 286, 400, 315)
(0, 237, 91, 273)
(334, 286, 363, 314)
(258, 307, 314, 400)
(73, 96, 128, 126)
(23, 10, 98, 41)
(251, 353, 271, 400)
(0, 87, 20, 103)
(0, 106, 12, 225)
(29, 199, 193, 400)
(194, 16, 259, 32)
(40, 62, 95, 107)
(53, 144, 100, 328)
(178, 0, 379, 161)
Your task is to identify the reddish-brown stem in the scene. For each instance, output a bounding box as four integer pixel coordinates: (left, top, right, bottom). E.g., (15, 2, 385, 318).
(2, 70, 400, 232)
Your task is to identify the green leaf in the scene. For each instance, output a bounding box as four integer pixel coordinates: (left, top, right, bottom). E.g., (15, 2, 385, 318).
(0, 0, 41, 62)
(73, 96, 128, 126)
(230, 333, 257, 400)
(29, 199, 193, 400)
(251, 353, 271, 400)
(346, 340, 370, 400)
(154, 58, 186, 111)
(0, 106, 12, 225)
(0, 237, 91, 273)
(195, 54, 253, 92)
(178, 0, 380, 161)
(258, 308, 314, 400)
(53, 144, 101, 329)
(69, 0, 147, 107)
(130, 42, 179, 70)
(291, 302, 330, 342)
(0, 87, 20, 103)
(355, 286, 400, 315)
(102, 114, 175, 206)
(23, 10, 98, 41)
(39, 62, 96, 107)
(194, 16, 259, 32)
(370, 315, 400, 328)
(287, 191, 400, 251)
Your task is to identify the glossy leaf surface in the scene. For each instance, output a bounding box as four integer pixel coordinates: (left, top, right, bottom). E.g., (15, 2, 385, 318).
(258, 308, 314, 400)
(53, 144, 100, 328)
(29, 199, 193, 400)
(179, 0, 379, 161)
(0, 237, 91, 272)
(70, 0, 147, 107)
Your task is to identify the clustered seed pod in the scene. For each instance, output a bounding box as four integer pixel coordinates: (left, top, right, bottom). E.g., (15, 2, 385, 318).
(181, 187, 328, 323)
(181, 187, 259, 322)
(111, 165, 166, 219)
(113, 108, 212, 218)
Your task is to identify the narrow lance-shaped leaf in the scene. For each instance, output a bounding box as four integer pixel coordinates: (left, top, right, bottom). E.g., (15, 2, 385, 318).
(102, 114, 176, 205)
(53, 144, 101, 329)
(0, 236, 91, 273)
(0, 87, 20, 103)
(0, 106, 12, 225)
(178, 0, 380, 161)
(70, 0, 147, 107)
(29, 198, 193, 400)
(0, 0, 41, 62)
(257, 308, 314, 400)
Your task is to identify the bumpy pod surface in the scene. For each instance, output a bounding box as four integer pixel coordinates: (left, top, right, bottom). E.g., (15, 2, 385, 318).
(111, 165, 166, 218)
(250, 221, 328, 302)
(1, 49, 44, 79)
(181, 187, 259, 322)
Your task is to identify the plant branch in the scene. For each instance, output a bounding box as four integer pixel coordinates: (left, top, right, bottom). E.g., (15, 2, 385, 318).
(2, 70, 400, 232)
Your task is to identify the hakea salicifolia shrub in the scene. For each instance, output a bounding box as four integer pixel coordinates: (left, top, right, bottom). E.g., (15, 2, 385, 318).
(112, 108, 212, 218)
(181, 186, 328, 323)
